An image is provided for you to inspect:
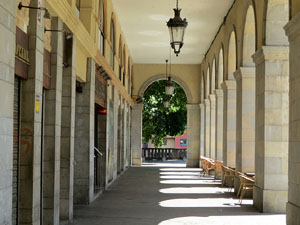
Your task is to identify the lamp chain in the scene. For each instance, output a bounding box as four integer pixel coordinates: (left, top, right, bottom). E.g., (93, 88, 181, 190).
(176, 0, 178, 9)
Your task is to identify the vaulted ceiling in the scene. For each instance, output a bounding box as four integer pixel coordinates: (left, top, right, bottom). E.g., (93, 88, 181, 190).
(112, 0, 234, 64)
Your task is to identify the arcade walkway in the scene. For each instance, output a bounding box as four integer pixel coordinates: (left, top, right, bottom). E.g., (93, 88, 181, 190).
(71, 162, 286, 225)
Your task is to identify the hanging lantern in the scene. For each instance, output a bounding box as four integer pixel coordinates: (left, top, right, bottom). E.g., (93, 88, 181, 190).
(167, 0, 188, 56)
(165, 76, 175, 95)
(164, 59, 175, 96)
(163, 96, 170, 108)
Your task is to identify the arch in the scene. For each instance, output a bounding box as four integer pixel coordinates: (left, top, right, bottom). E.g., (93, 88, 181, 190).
(119, 35, 123, 65)
(205, 66, 210, 98)
(265, 0, 289, 46)
(138, 74, 193, 104)
(218, 47, 224, 88)
(228, 30, 237, 80)
(211, 59, 216, 92)
(123, 45, 126, 72)
(242, 5, 256, 67)
(110, 13, 116, 54)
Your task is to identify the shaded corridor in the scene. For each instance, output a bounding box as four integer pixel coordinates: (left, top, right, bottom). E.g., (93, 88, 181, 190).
(72, 162, 286, 225)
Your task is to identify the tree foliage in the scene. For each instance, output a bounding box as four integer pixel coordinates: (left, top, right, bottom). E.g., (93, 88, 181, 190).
(142, 80, 187, 147)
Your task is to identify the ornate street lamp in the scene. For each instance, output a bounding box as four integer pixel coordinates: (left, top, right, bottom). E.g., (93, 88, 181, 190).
(164, 59, 175, 96)
(167, 0, 188, 56)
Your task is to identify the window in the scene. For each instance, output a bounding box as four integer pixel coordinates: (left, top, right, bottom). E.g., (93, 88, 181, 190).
(180, 139, 187, 146)
(163, 138, 167, 146)
(119, 37, 122, 80)
(110, 17, 115, 68)
(76, 0, 80, 17)
(98, 0, 105, 55)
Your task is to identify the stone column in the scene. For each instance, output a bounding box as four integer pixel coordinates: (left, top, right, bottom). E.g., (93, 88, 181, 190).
(131, 104, 143, 166)
(209, 94, 216, 160)
(60, 32, 76, 220)
(204, 99, 211, 157)
(234, 67, 255, 191)
(253, 46, 289, 213)
(19, 0, 44, 224)
(74, 58, 95, 204)
(186, 104, 200, 168)
(43, 17, 63, 225)
(222, 80, 236, 167)
(199, 103, 205, 162)
(215, 89, 224, 161)
(285, 14, 300, 224)
(0, 1, 15, 224)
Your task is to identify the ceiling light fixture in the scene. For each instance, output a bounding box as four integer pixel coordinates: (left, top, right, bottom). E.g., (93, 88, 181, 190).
(167, 0, 188, 56)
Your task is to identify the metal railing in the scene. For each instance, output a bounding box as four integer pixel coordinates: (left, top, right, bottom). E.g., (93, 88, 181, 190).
(142, 148, 186, 161)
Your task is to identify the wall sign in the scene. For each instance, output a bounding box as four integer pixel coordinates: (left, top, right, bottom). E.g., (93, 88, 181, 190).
(15, 27, 29, 79)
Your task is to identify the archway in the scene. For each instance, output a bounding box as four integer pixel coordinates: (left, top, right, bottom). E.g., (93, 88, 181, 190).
(234, 4, 257, 194)
(132, 74, 199, 168)
(228, 31, 237, 80)
(224, 30, 237, 168)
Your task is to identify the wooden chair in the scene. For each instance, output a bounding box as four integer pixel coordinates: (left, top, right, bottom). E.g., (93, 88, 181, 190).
(215, 160, 223, 179)
(222, 166, 235, 191)
(238, 174, 255, 204)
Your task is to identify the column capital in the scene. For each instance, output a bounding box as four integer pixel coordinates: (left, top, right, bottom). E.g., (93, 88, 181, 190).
(186, 103, 200, 110)
(221, 80, 236, 90)
(252, 46, 289, 65)
(209, 94, 216, 102)
(234, 67, 255, 81)
(199, 103, 205, 109)
(284, 12, 300, 41)
(214, 89, 224, 97)
(204, 98, 210, 106)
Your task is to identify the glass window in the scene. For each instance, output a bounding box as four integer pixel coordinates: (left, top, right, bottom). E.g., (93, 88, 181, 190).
(110, 18, 115, 68)
(180, 139, 187, 146)
(98, 0, 105, 55)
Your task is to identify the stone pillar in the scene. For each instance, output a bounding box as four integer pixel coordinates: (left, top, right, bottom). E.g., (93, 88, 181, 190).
(43, 17, 63, 225)
(74, 58, 95, 204)
(186, 104, 200, 168)
(131, 104, 143, 166)
(19, 0, 44, 224)
(234, 67, 255, 173)
(204, 99, 211, 157)
(199, 103, 205, 161)
(285, 14, 300, 224)
(60, 33, 76, 220)
(0, 1, 16, 224)
(215, 89, 224, 161)
(209, 94, 216, 160)
(222, 80, 236, 167)
(253, 46, 289, 213)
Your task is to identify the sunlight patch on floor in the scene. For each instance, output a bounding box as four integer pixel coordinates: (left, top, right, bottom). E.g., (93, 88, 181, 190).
(159, 187, 227, 194)
(160, 172, 202, 175)
(159, 198, 252, 208)
(157, 215, 286, 225)
(160, 179, 222, 185)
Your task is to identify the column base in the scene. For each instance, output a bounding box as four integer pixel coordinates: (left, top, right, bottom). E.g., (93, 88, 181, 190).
(132, 158, 142, 166)
(186, 159, 199, 168)
(254, 186, 287, 213)
(287, 202, 300, 225)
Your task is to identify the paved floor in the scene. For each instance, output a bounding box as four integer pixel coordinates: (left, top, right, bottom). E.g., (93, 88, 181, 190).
(71, 161, 286, 225)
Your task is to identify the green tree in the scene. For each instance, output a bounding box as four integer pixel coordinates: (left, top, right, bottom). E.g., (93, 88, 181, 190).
(142, 80, 187, 147)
